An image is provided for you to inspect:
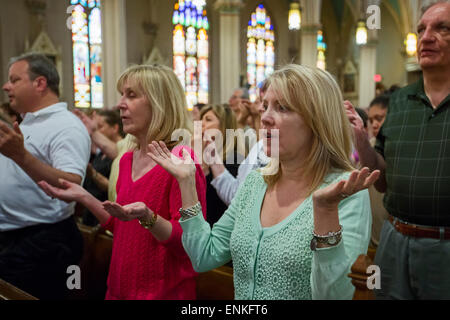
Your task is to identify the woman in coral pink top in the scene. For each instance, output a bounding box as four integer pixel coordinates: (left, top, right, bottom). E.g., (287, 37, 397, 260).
(38, 65, 207, 300)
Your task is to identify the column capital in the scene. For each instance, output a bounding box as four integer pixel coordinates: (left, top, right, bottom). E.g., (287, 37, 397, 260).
(214, 0, 243, 14)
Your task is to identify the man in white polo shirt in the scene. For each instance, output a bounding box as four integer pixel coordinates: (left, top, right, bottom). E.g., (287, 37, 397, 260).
(0, 53, 90, 299)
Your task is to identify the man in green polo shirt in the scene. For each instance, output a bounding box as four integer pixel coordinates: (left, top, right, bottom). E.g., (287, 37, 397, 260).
(347, 1, 450, 299)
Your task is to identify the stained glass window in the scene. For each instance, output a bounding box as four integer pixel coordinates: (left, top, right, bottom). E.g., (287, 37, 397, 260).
(173, 0, 209, 110)
(247, 4, 275, 102)
(71, 0, 103, 109)
(317, 30, 327, 70)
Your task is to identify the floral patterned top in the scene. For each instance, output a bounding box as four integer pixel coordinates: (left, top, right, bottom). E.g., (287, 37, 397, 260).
(180, 170, 372, 300)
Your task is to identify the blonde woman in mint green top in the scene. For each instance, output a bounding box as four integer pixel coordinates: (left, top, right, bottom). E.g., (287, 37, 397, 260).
(148, 64, 380, 300)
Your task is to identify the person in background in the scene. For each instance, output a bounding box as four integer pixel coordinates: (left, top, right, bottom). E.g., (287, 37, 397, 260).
(38, 64, 207, 300)
(367, 94, 389, 145)
(80, 109, 125, 226)
(209, 80, 270, 207)
(192, 103, 205, 122)
(1, 102, 22, 124)
(73, 107, 131, 202)
(347, 1, 450, 299)
(0, 53, 90, 299)
(228, 87, 250, 129)
(200, 104, 241, 226)
(375, 82, 386, 96)
(148, 64, 379, 300)
(351, 107, 369, 166)
(365, 95, 390, 249)
(0, 106, 13, 125)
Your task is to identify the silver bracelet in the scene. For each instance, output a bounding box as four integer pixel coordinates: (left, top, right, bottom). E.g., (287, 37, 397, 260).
(312, 225, 343, 238)
(179, 202, 202, 221)
(310, 225, 343, 251)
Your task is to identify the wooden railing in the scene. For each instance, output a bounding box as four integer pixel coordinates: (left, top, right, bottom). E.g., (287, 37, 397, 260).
(0, 279, 38, 300)
(196, 266, 234, 300)
(348, 247, 377, 300)
(67, 223, 113, 300)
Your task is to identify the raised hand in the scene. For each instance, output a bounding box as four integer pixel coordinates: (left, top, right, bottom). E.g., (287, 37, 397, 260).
(73, 109, 98, 135)
(313, 167, 380, 209)
(38, 178, 88, 203)
(237, 99, 251, 126)
(344, 100, 366, 135)
(203, 131, 224, 166)
(0, 121, 25, 162)
(147, 141, 196, 182)
(102, 201, 153, 222)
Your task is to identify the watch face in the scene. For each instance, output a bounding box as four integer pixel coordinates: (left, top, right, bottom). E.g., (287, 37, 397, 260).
(328, 236, 337, 245)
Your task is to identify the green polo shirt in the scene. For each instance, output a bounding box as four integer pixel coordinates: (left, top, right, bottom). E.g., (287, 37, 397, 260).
(375, 78, 450, 226)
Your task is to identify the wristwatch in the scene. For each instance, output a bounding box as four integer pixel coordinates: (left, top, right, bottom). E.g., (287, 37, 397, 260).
(310, 226, 343, 251)
(138, 212, 158, 230)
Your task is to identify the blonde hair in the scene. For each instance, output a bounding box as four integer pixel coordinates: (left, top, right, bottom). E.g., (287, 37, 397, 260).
(264, 64, 354, 195)
(116, 64, 193, 150)
(200, 104, 238, 161)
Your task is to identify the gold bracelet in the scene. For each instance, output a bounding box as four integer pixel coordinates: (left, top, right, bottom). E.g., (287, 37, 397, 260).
(138, 212, 158, 230)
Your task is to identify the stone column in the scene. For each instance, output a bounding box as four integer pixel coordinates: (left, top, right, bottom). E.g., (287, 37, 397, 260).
(299, 0, 322, 67)
(101, 0, 128, 109)
(300, 25, 320, 67)
(358, 44, 377, 107)
(357, 0, 382, 107)
(215, 0, 243, 103)
(358, 28, 378, 108)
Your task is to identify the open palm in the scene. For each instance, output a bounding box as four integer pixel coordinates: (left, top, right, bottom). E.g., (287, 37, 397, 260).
(102, 201, 151, 222)
(38, 179, 88, 203)
(313, 167, 380, 208)
(147, 141, 196, 181)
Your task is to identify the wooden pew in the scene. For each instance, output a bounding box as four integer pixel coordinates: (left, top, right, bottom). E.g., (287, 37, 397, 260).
(196, 265, 234, 300)
(68, 223, 113, 300)
(74, 222, 235, 300)
(0, 279, 38, 300)
(74, 221, 376, 301)
(74, 222, 381, 300)
(348, 248, 377, 300)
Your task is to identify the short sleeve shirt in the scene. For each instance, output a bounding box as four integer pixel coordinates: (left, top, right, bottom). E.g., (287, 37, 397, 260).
(375, 78, 450, 226)
(0, 103, 91, 231)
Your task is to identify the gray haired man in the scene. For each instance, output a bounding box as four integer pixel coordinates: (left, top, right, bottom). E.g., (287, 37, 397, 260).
(347, 1, 450, 299)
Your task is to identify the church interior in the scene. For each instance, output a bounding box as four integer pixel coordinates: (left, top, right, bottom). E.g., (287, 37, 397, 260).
(0, 0, 441, 301)
(1, 0, 426, 110)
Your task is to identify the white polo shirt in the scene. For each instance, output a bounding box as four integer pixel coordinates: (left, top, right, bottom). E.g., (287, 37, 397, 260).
(0, 103, 91, 231)
(211, 139, 270, 206)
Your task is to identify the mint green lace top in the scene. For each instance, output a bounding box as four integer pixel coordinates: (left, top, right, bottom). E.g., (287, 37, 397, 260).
(180, 170, 372, 300)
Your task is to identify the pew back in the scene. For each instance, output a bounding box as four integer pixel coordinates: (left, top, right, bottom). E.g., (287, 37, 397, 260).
(0, 279, 38, 300)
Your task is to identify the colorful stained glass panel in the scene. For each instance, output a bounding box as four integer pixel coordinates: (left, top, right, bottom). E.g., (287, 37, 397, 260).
(173, 0, 208, 110)
(71, 0, 103, 109)
(247, 4, 275, 102)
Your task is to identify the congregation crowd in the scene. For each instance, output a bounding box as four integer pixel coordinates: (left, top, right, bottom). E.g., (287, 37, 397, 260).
(0, 0, 449, 301)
